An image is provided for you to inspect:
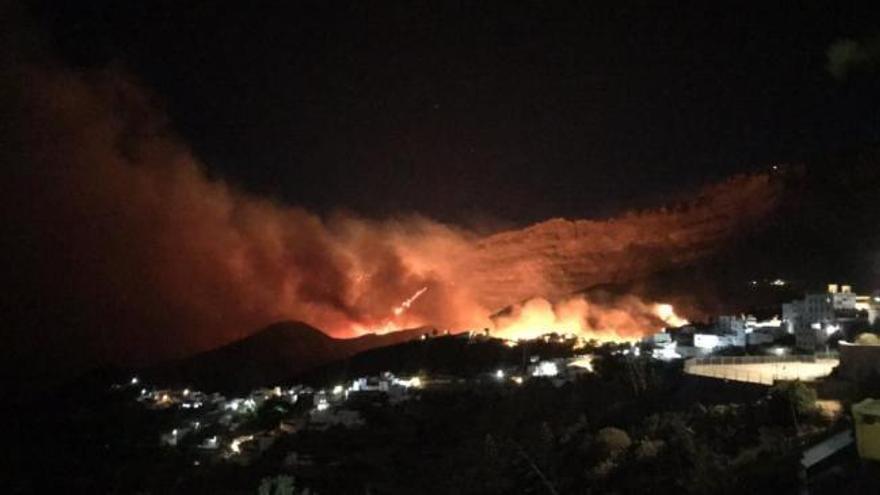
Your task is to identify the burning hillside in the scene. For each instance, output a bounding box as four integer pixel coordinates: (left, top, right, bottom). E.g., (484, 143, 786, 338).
(470, 173, 782, 309)
(490, 296, 689, 343)
(4, 61, 782, 375)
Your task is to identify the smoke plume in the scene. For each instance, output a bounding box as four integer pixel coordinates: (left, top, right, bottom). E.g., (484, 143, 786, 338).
(2, 56, 782, 382)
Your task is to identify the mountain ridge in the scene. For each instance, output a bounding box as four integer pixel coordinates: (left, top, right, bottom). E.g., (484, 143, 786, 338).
(143, 320, 429, 392)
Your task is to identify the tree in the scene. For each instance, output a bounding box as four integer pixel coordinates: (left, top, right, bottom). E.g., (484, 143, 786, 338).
(767, 380, 817, 428)
(594, 427, 632, 460)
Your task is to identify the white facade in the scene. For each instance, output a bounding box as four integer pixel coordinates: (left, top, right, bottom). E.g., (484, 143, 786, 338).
(783, 301, 803, 334)
(856, 294, 880, 325)
(787, 283, 861, 351)
(642, 332, 672, 345)
(651, 342, 681, 360)
(828, 284, 857, 310)
(716, 314, 781, 346)
(529, 360, 560, 377)
(716, 315, 747, 346)
(693, 333, 738, 350)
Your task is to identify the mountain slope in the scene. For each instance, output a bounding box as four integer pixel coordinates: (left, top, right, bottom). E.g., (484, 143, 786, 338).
(144, 321, 428, 392)
(467, 173, 784, 311)
(567, 151, 880, 319)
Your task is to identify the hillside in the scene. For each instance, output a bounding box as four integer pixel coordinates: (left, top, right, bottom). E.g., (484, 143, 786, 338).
(570, 150, 880, 318)
(144, 321, 428, 392)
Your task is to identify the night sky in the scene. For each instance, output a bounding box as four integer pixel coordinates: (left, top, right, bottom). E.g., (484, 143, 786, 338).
(5, 2, 880, 393)
(32, 1, 880, 225)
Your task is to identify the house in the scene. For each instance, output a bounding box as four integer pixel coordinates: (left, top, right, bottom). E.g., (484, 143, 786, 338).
(785, 284, 864, 351)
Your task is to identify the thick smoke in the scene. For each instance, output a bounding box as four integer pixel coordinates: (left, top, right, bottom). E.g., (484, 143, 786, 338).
(3, 58, 782, 382)
(468, 173, 783, 311)
(3, 65, 496, 369)
(492, 296, 689, 342)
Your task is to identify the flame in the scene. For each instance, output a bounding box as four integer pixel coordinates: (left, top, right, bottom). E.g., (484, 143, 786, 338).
(348, 286, 431, 335)
(489, 296, 689, 343)
(350, 320, 403, 336)
(653, 303, 689, 328)
(393, 286, 428, 316)
(5, 55, 782, 370)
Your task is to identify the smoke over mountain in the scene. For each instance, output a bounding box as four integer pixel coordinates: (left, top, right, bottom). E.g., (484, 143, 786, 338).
(3, 52, 783, 383)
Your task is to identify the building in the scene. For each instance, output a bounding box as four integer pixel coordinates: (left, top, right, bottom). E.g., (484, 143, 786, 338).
(716, 315, 750, 346)
(710, 314, 783, 347)
(782, 300, 803, 335)
(855, 293, 880, 325)
(694, 333, 722, 350)
(786, 284, 860, 351)
(747, 331, 775, 346)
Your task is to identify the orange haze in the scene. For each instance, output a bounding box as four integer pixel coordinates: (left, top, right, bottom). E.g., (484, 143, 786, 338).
(3, 65, 782, 374)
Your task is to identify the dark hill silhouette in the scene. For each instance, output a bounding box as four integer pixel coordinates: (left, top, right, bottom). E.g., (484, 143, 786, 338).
(144, 321, 429, 392)
(296, 333, 585, 387)
(77, 149, 880, 395)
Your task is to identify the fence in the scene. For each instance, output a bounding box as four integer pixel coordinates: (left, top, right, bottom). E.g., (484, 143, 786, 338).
(683, 365, 777, 385)
(683, 352, 839, 386)
(685, 352, 838, 368)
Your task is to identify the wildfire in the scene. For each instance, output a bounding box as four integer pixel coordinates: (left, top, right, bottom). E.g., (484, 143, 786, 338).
(352, 320, 403, 336)
(351, 290, 690, 343)
(489, 296, 689, 343)
(8, 53, 780, 365)
(350, 287, 431, 335)
(653, 303, 689, 328)
(393, 287, 428, 316)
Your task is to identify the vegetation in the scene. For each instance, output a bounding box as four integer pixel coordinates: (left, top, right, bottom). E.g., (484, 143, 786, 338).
(265, 354, 827, 494)
(8, 350, 837, 494)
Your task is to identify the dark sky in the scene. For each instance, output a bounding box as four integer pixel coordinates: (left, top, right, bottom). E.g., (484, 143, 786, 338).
(31, 1, 880, 225)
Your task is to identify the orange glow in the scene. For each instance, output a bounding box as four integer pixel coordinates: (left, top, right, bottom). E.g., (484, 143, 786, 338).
(490, 296, 688, 343)
(350, 320, 403, 336)
(653, 303, 689, 328)
(392, 286, 428, 316)
(10, 62, 782, 364)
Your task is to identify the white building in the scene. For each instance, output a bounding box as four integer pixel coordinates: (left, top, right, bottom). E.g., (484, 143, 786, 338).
(783, 300, 803, 335)
(855, 293, 880, 325)
(715, 315, 756, 347)
(642, 332, 672, 345)
(787, 284, 859, 351)
(716, 314, 784, 344)
(693, 333, 739, 350)
(529, 360, 560, 377)
(829, 284, 857, 310)
(651, 341, 681, 360)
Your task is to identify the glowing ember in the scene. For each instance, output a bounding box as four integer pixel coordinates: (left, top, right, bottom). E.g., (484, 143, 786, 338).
(393, 287, 428, 316)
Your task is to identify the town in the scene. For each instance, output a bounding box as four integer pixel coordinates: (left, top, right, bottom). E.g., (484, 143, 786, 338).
(122, 335, 597, 468)
(99, 281, 880, 493)
(9, 4, 880, 493)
